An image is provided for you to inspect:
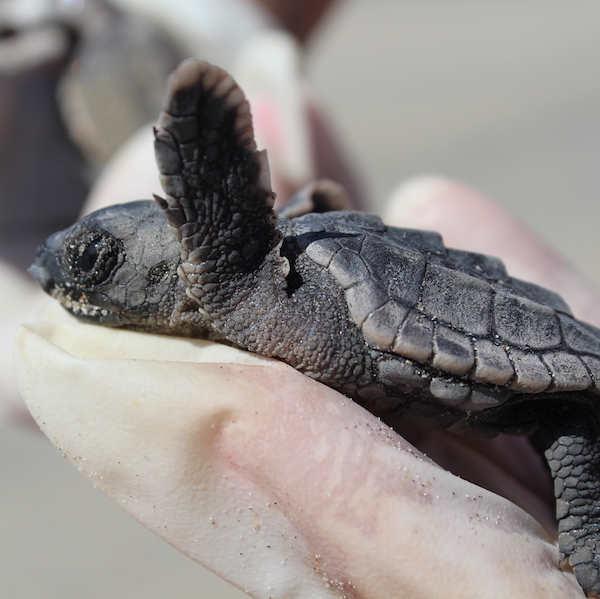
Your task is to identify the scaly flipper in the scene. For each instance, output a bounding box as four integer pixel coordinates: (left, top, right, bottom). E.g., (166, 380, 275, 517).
(154, 59, 283, 315)
(540, 406, 600, 596)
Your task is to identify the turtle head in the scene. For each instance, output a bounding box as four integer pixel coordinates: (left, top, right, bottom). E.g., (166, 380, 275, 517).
(29, 200, 203, 334)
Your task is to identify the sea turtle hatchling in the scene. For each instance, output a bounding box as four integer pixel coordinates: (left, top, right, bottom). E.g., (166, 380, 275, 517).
(29, 58, 600, 596)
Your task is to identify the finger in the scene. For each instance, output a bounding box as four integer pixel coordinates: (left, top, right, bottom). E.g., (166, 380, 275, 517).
(394, 421, 557, 534)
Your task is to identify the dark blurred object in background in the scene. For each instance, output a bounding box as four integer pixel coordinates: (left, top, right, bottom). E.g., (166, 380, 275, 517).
(0, 0, 186, 272)
(0, 0, 344, 273)
(0, 21, 87, 271)
(58, 0, 184, 164)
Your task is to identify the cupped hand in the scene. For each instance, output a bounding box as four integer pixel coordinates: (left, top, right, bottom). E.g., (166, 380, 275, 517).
(15, 174, 593, 598)
(16, 30, 599, 594)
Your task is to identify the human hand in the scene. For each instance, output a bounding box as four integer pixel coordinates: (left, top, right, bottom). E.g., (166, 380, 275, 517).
(15, 22, 600, 593)
(15, 174, 593, 598)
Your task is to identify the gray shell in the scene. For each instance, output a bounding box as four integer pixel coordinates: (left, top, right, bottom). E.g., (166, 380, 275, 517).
(281, 210, 600, 425)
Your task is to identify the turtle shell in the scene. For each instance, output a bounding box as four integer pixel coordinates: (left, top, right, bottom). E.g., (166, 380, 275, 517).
(288, 210, 600, 413)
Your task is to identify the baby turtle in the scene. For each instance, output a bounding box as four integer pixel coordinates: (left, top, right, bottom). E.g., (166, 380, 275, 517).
(30, 59, 600, 596)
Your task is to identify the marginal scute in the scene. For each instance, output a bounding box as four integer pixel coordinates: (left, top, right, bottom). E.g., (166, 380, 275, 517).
(362, 300, 409, 351)
(420, 263, 493, 336)
(377, 357, 429, 389)
(161, 114, 199, 145)
(345, 281, 388, 327)
(493, 290, 562, 349)
(165, 59, 204, 116)
(472, 338, 514, 385)
(429, 378, 471, 405)
(580, 355, 600, 394)
(392, 310, 434, 363)
(304, 237, 342, 267)
(542, 352, 592, 391)
(447, 248, 508, 281)
(432, 324, 474, 375)
(461, 388, 510, 411)
(559, 314, 600, 355)
(254, 149, 272, 193)
(223, 84, 245, 109)
(328, 247, 370, 289)
(509, 278, 573, 315)
(181, 233, 203, 252)
(508, 348, 552, 393)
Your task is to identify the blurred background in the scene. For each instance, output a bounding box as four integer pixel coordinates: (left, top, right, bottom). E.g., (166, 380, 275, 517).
(3, 0, 600, 597)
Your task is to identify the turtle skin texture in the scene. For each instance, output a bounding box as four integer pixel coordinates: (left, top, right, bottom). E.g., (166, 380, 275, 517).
(30, 59, 600, 596)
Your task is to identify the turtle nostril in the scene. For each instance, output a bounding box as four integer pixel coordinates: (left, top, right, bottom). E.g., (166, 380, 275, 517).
(44, 275, 56, 292)
(28, 241, 61, 293)
(28, 262, 56, 293)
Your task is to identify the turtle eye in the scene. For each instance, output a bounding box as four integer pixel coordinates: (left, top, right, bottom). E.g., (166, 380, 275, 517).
(77, 239, 102, 272)
(66, 231, 123, 287)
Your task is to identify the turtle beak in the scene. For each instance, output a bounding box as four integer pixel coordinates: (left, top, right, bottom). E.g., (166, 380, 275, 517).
(28, 233, 64, 294)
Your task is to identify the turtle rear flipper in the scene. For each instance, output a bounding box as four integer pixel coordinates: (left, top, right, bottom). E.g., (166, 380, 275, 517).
(540, 406, 600, 596)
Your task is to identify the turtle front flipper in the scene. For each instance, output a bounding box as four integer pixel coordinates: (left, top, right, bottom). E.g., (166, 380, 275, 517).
(153, 59, 285, 316)
(541, 405, 600, 596)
